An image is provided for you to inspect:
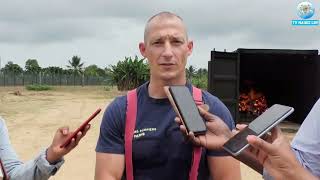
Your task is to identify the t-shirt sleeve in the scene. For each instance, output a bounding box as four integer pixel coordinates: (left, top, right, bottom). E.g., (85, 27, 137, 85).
(291, 97, 320, 154)
(95, 96, 126, 154)
(203, 92, 235, 156)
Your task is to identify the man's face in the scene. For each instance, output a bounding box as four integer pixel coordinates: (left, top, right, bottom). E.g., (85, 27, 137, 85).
(139, 17, 193, 82)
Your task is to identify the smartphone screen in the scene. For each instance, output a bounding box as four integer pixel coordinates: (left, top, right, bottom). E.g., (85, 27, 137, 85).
(60, 108, 101, 148)
(168, 86, 206, 135)
(223, 104, 294, 156)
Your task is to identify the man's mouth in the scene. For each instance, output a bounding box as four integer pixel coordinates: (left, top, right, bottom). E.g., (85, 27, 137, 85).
(159, 63, 175, 66)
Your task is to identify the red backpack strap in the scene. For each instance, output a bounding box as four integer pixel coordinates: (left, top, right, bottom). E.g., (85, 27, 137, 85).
(125, 87, 203, 180)
(192, 86, 203, 106)
(189, 86, 203, 180)
(125, 89, 137, 180)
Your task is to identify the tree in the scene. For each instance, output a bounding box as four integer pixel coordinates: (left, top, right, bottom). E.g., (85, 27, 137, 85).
(3, 61, 23, 85)
(3, 61, 23, 74)
(42, 66, 63, 85)
(25, 59, 41, 74)
(191, 75, 208, 89)
(63, 69, 74, 85)
(84, 65, 106, 77)
(197, 68, 208, 77)
(109, 56, 149, 90)
(191, 67, 208, 89)
(186, 65, 196, 80)
(25, 59, 41, 84)
(67, 55, 84, 72)
(83, 64, 107, 85)
(63, 69, 74, 76)
(67, 56, 84, 86)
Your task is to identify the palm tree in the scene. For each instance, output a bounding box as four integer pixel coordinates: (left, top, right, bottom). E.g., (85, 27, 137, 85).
(42, 66, 63, 85)
(25, 59, 41, 84)
(186, 65, 196, 80)
(3, 61, 23, 86)
(67, 56, 84, 86)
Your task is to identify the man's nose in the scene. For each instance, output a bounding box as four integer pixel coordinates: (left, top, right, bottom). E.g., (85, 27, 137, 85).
(162, 41, 174, 58)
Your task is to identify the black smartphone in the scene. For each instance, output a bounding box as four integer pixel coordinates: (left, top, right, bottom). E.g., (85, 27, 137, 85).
(165, 86, 206, 135)
(223, 104, 294, 156)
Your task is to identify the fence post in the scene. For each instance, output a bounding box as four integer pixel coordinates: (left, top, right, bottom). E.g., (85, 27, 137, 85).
(59, 72, 62, 86)
(82, 74, 84, 86)
(51, 73, 53, 85)
(13, 72, 16, 86)
(39, 72, 41, 85)
(3, 72, 5, 87)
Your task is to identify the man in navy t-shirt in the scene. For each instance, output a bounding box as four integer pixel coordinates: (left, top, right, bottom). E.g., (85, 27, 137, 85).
(95, 11, 241, 180)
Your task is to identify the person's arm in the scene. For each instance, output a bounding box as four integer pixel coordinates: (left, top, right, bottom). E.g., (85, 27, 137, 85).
(95, 96, 127, 180)
(176, 107, 264, 175)
(247, 128, 319, 180)
(288, 164, 319, 180)
(95, 153, 124, 180)
(4, 149, 64, 180)
(0, 118, 89, 180)
(204, 98, 241, 180)
(230, 124, 264, 174)
(204, 111, 241, 180)
(208, 156, 241, 180)
(177, 105, 318, 179)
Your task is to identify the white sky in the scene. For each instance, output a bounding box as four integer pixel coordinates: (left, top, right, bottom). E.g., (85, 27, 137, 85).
(0, 0, 319, 70)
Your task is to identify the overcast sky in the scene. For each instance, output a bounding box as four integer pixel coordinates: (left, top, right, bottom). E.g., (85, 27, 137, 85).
(0, 0, 319, 69)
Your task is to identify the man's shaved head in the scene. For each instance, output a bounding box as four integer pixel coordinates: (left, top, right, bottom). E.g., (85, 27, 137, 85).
(144, 11, 188, 43)
(139, 11, 193, 85)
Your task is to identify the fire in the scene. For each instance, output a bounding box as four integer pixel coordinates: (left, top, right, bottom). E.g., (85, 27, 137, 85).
(239, 88, 268, 116)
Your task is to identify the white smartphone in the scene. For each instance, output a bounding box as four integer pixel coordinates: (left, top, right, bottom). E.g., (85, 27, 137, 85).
(223, 104, 294, 156)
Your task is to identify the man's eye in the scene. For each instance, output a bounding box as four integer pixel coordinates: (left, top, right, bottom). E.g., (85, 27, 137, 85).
(172, 40, 183, 44)
(153, 41, 162, 45)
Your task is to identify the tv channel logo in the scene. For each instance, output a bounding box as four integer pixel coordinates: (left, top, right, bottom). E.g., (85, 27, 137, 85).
(292, 1, 319, 26)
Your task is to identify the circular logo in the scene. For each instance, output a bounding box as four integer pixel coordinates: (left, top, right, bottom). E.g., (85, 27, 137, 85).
(297, 1, 315, 19)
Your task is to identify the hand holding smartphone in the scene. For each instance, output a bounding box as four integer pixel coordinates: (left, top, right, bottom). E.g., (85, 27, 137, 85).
(223, 104, 294, 156)
(164, 86, 206, 136)
(60, 108, 101, 148)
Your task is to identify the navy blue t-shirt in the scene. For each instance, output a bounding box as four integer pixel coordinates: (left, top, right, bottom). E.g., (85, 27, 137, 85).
(96, 82, 235, 180)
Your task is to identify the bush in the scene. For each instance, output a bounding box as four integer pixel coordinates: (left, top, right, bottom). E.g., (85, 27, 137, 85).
(191, 76, 208, 90)
(26, 84, 53, 91)
(109, 56, 149, 91)
(104, 86, 111, 91)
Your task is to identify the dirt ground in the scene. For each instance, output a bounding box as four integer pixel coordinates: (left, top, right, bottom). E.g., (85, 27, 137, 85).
(0, 86, 296, 180)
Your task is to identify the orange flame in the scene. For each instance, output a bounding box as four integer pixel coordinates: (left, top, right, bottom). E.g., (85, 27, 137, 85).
(239, 88, 268, 116)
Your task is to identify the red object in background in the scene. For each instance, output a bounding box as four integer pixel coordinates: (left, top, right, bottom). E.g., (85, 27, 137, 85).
(239, 88, 268, 116)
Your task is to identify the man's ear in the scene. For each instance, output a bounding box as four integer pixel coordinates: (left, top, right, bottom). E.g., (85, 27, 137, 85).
(187, 40, 193, 56)
(139, 42, 146, 57)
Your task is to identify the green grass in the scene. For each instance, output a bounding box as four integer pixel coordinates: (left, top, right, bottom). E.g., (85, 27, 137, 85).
(104, 86, 112, 91)
(26, 84, 53, 91)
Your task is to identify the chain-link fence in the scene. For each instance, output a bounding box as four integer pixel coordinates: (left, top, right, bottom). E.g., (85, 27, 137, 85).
(0, 72, 112, 86)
